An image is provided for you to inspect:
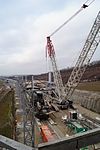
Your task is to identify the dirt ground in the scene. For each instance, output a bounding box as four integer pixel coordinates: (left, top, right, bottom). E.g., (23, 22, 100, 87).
(74, 104, 100, 119)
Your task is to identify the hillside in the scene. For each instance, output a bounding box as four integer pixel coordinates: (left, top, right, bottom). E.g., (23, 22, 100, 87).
(32, 60, 100, 84)
(9, 60, 100, 86)
(0, 85, 14, 138)
(76, 81, 100, 92)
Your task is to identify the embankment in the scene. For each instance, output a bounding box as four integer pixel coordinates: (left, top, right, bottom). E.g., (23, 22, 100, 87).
(0, 89, 15, 138)
(72, 90, 100, 114)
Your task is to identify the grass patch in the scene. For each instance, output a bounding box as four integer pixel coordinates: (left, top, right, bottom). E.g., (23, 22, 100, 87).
(77, 81, 100, 92)
(0, 124, 12, 138)
(0, 90, 14, 138)
(0, 80, 3, 87)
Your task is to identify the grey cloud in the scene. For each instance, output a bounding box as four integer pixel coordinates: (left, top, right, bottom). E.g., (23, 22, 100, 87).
(0, 0, 100, 75)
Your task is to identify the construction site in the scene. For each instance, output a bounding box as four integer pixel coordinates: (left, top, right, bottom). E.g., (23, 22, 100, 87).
(0, 0, 100, 150)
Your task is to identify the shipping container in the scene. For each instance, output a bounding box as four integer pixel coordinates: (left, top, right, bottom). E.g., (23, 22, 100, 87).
(40, 125, 55, 142)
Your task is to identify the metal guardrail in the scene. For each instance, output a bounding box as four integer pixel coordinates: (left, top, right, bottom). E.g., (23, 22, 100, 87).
(0, 135, 34, 150)
(0, 128, 100, 150)
(38, 128, 100, 150)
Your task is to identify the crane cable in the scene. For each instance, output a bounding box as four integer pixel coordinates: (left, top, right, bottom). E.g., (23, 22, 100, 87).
(49, 0, 95, 37)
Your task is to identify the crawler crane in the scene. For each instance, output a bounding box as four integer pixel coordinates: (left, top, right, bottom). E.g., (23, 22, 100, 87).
(46, 1, 100, 108)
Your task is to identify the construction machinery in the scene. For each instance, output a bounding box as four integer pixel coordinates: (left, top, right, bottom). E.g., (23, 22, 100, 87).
(65, 11, 100, 100)
(46, 1, 100, 108)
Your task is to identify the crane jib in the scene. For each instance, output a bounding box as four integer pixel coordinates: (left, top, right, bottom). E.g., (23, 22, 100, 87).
(49, 0, 95, 37)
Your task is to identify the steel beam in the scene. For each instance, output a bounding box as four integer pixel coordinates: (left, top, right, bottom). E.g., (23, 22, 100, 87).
(18, 76, 35, 147)
(38, 128, 100, 150)
(65, 11, 100, 100)
(0, 135, 34, 150)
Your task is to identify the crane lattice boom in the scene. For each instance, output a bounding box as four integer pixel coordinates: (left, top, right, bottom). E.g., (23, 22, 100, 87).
(46, 1, 98, 106)
(46, 37, 65, 102)
(65, 11, 100, 100)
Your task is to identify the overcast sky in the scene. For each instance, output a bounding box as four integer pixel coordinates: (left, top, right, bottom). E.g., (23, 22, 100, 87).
(0, 0, 100, 75)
